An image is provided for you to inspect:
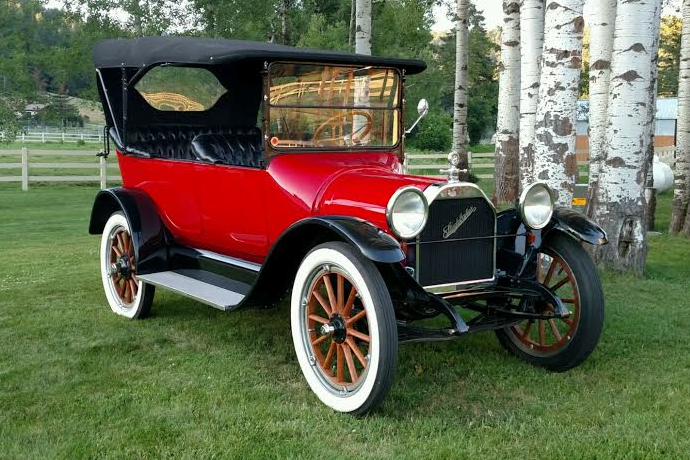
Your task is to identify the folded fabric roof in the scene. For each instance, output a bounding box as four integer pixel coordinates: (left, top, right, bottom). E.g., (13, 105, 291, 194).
(92, 36, 427, 75)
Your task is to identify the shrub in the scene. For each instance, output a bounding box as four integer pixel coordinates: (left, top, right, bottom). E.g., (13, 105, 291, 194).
(408, 112, 452, 152)
(76, 139, 86, 146)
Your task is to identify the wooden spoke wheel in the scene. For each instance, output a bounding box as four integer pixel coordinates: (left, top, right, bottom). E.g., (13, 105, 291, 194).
(291, 242, 397, 414)
(509, 251, 580, 354)
(99, 212, 154, 319)
(109, 227, 139, 304)
(496, 234, 604, 371)
(306, 270, 370, 388)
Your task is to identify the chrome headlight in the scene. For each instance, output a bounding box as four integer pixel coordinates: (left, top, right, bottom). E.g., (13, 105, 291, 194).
(386, 186, 429, 239)
(519, 183, 555, 229)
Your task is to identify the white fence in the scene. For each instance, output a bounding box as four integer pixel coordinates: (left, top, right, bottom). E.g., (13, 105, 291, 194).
(12, 131, 104, 143)
(404, 151, 496, 179)
(0, 148, 121, 190)
(404, 146, 677, 179)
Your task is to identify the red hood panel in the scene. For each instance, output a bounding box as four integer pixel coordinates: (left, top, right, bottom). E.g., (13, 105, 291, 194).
(266, 152, 441, 237)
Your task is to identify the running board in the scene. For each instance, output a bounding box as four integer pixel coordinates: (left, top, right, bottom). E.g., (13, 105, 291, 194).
(138, 270, 248, 311)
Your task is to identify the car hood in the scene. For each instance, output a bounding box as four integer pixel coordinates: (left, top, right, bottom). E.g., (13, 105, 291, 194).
(266, 152, 442, 236)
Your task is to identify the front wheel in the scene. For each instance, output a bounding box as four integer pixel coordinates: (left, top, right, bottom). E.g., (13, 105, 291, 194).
(291, 242, 397, 414)
(496, 234, 604, 371)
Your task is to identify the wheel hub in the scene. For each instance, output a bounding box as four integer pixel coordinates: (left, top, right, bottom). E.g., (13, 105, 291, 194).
(320, 314, 347, 343)
(110, 255, 133, 279)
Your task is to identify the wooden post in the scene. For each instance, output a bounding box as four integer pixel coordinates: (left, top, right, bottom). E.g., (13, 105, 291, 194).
(21, 147, 29, 191)
(100, 156, 107, 190)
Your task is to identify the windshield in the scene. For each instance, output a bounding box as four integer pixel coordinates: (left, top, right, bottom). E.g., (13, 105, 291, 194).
(268, 63, 400, 150)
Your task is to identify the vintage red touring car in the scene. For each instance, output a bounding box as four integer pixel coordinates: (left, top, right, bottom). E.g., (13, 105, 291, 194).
(89, 37, 607, 414)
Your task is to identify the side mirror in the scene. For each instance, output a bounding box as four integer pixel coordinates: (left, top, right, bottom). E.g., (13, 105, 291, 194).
(417, 98, 429, 117)
(406, 98, 429, 135)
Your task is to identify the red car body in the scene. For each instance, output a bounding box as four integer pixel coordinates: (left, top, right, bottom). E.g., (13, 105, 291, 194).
(118, 150, 438, 264)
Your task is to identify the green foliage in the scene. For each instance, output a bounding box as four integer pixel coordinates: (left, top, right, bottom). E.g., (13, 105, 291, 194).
(658, 15, 682, 96)
(0, 97, 22, 143)
(407, 112, 452, 152)
(296, 14, 350, 51)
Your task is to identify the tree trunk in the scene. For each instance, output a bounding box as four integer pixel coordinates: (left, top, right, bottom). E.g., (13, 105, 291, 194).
(493, 1, 521, 205)
(354, 0, 372, 144)
(644, 7, 661, 231)
(671, 0, 690, 234)
(586, 0, 616, 217)
(518, 0, 544, 189)
(349, 0, 356, 48)
(453, 0, 470, 181)
(592, 0, 661, 275)
(355, 0, 372, 55)
(279, 0, 288, 45)
(533, 0, 585, 206)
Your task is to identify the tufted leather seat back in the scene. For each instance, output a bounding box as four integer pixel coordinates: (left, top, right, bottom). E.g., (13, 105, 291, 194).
(191, 129, 263, 167)
(126, 125, 262, 166)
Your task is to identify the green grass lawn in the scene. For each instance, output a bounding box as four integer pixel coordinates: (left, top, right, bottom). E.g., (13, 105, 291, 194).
(1, 184, 689, 458)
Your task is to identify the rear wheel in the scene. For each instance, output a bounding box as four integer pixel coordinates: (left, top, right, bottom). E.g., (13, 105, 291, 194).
(291, 242, 397, 414)
(100, 212, 155, 319)
(496, 234, 604, 371)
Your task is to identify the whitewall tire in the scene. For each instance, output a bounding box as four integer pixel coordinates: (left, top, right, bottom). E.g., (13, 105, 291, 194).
(291, 242, 397, 414)
(100, 212, 155, 319)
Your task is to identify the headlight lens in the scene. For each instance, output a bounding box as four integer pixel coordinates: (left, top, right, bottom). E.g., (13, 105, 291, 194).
(386, 187, 429, 239)
(519, 183, 555, 229)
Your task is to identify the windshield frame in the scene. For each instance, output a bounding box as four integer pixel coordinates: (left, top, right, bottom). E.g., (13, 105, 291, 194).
(262, 61, 405, 157)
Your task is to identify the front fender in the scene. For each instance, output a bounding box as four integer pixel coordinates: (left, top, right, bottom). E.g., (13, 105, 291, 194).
(88, 188, 168, 274)
(545, 206, 608, 246)
(242, 216, 403, 307)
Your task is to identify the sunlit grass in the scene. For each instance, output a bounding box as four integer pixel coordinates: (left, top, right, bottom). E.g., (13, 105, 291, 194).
(0, 184, 688, 458)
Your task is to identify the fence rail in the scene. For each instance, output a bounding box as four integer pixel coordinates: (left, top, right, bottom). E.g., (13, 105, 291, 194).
(11, 132, 104, 143)
(0, 148, 120, 190)
(404, 146, 678, 180)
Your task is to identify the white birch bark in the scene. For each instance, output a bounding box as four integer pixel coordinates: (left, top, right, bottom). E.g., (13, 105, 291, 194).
(493, 0, 521, 204)
(586, 0, 616, 216)
(453, 0, 470, 179)
(533, 0, 585, 205)
(355, 0, 371, 55)
(354, 0, 372, 144)
(671, 0, 690, 234)
(518, 0, 544, 189)
(592, 0, 661, 274)
(643, 6, 661, 231)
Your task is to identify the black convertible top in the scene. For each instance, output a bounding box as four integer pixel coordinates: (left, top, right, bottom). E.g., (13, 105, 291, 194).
(92, 36, 427, 75)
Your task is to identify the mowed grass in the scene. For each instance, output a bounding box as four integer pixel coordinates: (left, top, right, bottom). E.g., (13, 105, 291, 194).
(1, 184, 689, 459)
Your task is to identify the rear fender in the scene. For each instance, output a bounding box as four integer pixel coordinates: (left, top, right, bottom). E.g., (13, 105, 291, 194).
(88, 188, 168, 274)
(243, 216, 404, 307)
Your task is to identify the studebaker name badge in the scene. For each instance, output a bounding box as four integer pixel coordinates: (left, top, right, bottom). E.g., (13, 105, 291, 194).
(443, 206, 477, 239)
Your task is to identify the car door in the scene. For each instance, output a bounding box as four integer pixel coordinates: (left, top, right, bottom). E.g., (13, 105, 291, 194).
(192, 163, 269, 264)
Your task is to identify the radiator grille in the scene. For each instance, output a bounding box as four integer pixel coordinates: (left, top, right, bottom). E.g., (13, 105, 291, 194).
(412, 197, 495, 287)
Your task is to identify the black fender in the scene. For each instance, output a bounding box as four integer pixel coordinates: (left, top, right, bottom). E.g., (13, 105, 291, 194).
(242, 216, 404, 307)
(88, 188, 168, 274)
(495, 206, 607, 277)
(545, 206, 608, 246)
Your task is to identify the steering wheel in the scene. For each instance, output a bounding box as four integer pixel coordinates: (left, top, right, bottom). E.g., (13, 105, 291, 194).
(313, 110, 373, 146)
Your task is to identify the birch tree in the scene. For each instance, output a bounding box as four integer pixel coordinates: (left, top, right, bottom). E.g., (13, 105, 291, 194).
(670, 0, 690, 235)
(518, 0, 544, 188)
(354, 0, 372, 143)
(453, 0, 470, 180)
(586, 0, 616, 217)
(355, 0, 371, 55)
(592, 0, 661, 274)
(643, 5, 661, 231)
(532, 0, 585, 205)
(493, 0, 521, 204)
